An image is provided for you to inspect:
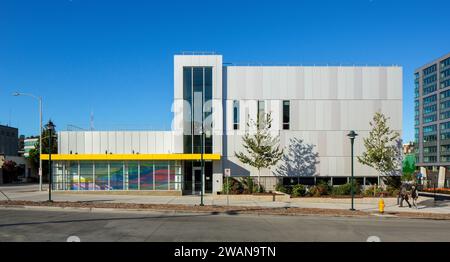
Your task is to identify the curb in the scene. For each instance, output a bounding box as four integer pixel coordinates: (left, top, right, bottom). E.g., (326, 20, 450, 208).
(0, 205, 196, 215)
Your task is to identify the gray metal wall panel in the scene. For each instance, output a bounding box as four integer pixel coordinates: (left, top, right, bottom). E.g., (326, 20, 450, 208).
(155, 132, 164, 153)
(132, 132, 140, 153)
(148, 132, 156, 153)
(75, 132, 84, 154)
(139, 132, 148, 153)
(100, 132, 108, 154)
(108, 132, 116, 153)
(84, 132, 93, 154)
(92, 132, 100, 153)
(116, 132, 124, 154)
(223, 65, 402, 177)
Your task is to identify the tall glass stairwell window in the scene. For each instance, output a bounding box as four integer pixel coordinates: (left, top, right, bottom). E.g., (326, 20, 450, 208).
(183, 66, 213, 154)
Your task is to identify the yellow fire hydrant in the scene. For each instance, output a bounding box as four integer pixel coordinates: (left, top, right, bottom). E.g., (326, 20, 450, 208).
(378, 198, 385, 214)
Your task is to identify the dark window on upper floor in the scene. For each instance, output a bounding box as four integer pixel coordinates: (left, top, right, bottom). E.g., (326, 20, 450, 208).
(423, 124, 437, 134)
(233, 100, 239, 130)
(423, 134, 437, 142)
(441, 79, 450, 89)
(423, 64, 437, 76)
(423, 104, 437, 114)
(423, 94, 437, 105)
(441, 57, 450, 69)
(423, 74, 437, 85)
(423, 114, 437, 123)
(423, 84, 437, 95)
(441, 100, 450, 110)
(283, 100, 290, 130)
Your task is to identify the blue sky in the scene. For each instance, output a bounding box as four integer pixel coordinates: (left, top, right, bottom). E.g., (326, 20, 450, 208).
(0, 0, 449, 141)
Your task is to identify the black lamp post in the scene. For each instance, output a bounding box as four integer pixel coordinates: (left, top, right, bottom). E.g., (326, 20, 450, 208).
(347, 130, 358, 211)
(200, 129, 205, 206)
(199, 82, 205, 207)
(45, 120, 56, 202)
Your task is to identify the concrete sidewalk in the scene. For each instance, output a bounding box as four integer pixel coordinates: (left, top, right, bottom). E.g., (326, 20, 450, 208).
(2, 184, 450, 214)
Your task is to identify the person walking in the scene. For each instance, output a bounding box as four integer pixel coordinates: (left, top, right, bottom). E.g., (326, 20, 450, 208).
(399, 184, 412, 208)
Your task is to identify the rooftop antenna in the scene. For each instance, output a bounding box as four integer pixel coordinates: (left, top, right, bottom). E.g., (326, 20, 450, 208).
(90, 110, 95, 131)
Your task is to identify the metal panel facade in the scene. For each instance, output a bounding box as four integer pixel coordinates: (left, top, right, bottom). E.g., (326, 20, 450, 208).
(223, 66, 402, 178)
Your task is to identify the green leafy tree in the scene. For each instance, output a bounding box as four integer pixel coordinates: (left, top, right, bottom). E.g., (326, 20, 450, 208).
(28, 127, 58, 182)
(402, 154, 416, 181)
(358, 112, 400, 184)
(235, 113, 284, 192)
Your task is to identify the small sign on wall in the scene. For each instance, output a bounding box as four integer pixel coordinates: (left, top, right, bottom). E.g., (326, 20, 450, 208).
(224, 168, 231, 177)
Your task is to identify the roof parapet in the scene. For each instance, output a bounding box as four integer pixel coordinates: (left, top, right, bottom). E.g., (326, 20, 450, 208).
(178, 51, 219, 56)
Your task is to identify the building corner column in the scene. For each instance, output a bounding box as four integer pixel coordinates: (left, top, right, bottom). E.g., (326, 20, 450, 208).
(438, 166, 446, 188)
(420, 167, 428, 188)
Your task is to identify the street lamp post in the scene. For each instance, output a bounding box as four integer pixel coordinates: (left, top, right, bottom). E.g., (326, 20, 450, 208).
(13, 92, 43, 191)
(45, 120, 55, 202)
(347, 130, 358, 211)
(199, 81, 205, 207)
(200, 130, 205, 206)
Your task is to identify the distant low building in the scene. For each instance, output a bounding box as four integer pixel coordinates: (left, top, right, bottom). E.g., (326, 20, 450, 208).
(0, 126, 36, 184)
(403, 142, 415, 154)
(0, 125, 19, 156)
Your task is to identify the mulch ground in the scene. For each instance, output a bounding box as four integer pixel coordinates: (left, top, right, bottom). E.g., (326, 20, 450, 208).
(1, 200, 449, 220)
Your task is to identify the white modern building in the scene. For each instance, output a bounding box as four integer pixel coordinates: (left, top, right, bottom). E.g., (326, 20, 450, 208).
(43, 53, 403, 195)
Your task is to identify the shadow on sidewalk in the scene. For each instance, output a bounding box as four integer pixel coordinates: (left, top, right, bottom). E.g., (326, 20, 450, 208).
(0, 212, 219, 228)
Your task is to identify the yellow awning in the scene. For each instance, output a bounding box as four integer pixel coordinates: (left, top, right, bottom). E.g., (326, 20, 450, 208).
(40, 153, 221, 161)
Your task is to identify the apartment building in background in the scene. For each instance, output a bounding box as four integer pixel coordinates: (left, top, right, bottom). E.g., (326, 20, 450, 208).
(415, 52, 450, 188)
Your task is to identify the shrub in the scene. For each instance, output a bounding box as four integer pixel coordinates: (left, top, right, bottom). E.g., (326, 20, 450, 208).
(275, 183, 285, 192)
(308, 186, 321, 197)
(222, 177, 243, 194)
(331, 181, 361, 196)
(308, 181, 331, 197)
(255, 184, 265, 193)
(275, 183, 291, 194)
(363, 185, 383, 197)
(241, 177, 258, 194)
(382, 176, 401, 189)
(292, 184, 307, 197)
(386, 186, 401, 197)
(390, 189, 400, 197)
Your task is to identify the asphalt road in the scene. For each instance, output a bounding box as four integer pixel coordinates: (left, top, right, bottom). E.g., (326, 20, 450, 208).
(1, 208, 450, 242)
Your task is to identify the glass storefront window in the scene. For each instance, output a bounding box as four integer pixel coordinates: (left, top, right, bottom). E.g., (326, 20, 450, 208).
(53, 162, 64, 190)
(170, 162, 183, 190)
(79, 162, 94, 190)
(140, 161, 154, 190)
(69, 162, 78, 190)
(154, 162, 169, 190)
(127, 162, 139, 190)
(95, 162, 109, 190)
(110, 162, 124, 190)
(52, 161, 184, 191)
